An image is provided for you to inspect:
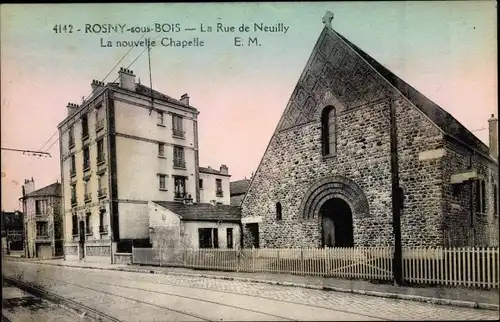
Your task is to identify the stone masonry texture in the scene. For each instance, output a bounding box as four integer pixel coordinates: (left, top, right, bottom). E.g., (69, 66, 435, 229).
(241, 26, 498, 248)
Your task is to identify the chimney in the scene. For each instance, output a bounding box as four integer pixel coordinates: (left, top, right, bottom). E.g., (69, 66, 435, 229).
(489, 114, 498, 159)
(220, 164, 228, 175)
(24, 178, 35, 195)
(118, 67, 136, 91)
(66, 103, 79, 117)
(91, 79, 105, 95)
(180, 93, 190, 106)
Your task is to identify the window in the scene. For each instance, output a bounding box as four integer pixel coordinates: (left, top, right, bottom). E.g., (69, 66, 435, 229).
(199, 179, 204, 189)
(475, 179, 487, 214)
(172, 114, 184, 137)
(173, 146, 185, 168)
(158, 143, 165, 157)
(72, 214, 78, 235)
(276, 202, 282, 220)
(35, 200, 43, 214)
(321, 106, 337, 156)
(70, 155, 76, 176)
(36, 222, 48, 237)
(83, 147, 90, 170)
(97, 175, 106, 197)
(82, 114, 89, 138)
(157, 111, 164, 125)
(71, 185, 77, 205)
(97, 139, 105, 163)
(84, 180, 91, 201)
(68, 127, 75, 147)
(198, 228, 218, 248)
(174, 176, 186, 199)
(159, 174, 167, 190)
(216, 179, 223, 197)
(494, 184, 498, 215)
(95, 108, 104, 131)
(226, 228, 233, 249)
(85, 213, 92, 235)
(99, 210, 107, 233)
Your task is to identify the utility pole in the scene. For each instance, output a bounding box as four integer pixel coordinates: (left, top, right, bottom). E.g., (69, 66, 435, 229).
(389, 97, 403, 286)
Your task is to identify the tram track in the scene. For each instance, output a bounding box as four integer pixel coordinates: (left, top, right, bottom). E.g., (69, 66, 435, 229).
(91, 271, 389, 321)
(3, 272, 303, 321)
(3, 276, 121, 322)
(4, 261, 388, 321)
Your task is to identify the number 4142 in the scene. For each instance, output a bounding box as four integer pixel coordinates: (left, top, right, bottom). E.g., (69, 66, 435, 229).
(53, 24, 74, 33)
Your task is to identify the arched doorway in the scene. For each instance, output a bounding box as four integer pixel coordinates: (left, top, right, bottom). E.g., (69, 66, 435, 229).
(320, 198, 354, 247)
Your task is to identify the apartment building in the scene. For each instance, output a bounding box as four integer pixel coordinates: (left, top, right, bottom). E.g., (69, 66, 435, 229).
(58, 67, 234, 261)
(19, 179, 63, 258)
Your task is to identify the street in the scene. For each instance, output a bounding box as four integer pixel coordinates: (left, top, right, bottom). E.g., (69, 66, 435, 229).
(2, 280, 86, 322)
(2, 261, 499, 321)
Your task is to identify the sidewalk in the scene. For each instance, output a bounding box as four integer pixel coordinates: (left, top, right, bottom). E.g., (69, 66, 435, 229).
(5, 256, 499, 311)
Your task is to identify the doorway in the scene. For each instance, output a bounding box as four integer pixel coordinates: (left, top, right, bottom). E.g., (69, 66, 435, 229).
(79, 220, 85, 259)
(320, 198, 354, 247)
(247, 223, 259, 248)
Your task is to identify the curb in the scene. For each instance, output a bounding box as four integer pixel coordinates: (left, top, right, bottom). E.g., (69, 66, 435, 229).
(7, 259, 499, 311)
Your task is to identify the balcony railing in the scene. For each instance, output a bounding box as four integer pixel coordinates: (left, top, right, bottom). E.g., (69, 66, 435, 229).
(173, 159, 186, 169)
(85, 226, 93, 235)
(97, 155, 105, 165)
(99, 225, 108, 234)
(83, 161, 91, 171)
(84, 193, 92, 202)
(95, 119, 105, 131)
(82, 129, 89, 141)
(98, 188, 107, 198)
(97, 162, 107, 174)
(35, 233, 50, 241)
(70, 169, 76, 177)
(71, 197, 77, 206)
(172, 129, 185, 138)
(216, 191, 224, 197)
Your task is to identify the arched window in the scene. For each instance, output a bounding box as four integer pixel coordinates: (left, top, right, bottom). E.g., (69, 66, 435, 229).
(276, 202, 282, 220)
(321, 106, 336, 156)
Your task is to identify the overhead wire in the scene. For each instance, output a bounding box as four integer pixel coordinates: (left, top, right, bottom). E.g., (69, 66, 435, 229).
(39, 31, 150, 152)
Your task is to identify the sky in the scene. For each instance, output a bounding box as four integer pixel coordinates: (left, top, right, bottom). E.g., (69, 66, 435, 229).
(1, 2, 497, 211)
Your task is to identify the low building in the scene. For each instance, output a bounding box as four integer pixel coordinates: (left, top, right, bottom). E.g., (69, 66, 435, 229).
(230, 179, 251, 206)
(19, 179, 63, 258)
(148, 201, 241, 250)
(198, 165, 231, 205)
(1, 210, 24, 254)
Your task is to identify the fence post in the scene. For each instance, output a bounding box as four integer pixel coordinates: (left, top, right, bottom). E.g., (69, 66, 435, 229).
(252, 246, 255, 273)
(160, 244, 163, 267)
(324, 247, 329, 277)
(131, 245, 134, 264)
(236, 250, 240, 272)
(301, 249, 304, 275)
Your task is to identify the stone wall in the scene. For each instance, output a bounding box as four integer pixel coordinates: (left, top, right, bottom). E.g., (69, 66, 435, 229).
(394, 97, 444, 247)
(442, 141, 499, 246)
(114, 252, 132, 265)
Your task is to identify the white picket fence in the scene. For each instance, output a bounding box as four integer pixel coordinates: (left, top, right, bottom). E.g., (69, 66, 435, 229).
(132, 246, 499, 289)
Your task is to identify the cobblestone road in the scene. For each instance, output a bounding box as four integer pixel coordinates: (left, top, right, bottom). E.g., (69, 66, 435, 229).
(3, 261, 499, 321)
